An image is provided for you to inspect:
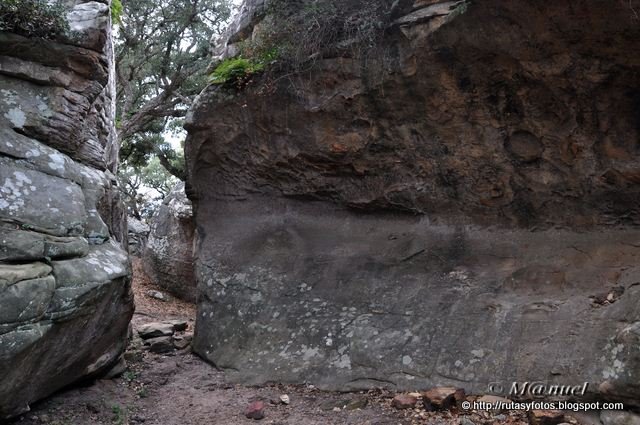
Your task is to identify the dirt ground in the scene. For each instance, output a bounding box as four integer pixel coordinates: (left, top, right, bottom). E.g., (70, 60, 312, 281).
(9, 260, 536, 425)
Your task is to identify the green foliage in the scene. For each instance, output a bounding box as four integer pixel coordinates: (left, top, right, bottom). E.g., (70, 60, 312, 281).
(111, 404, 127, 425)
(140, 156, 181, 196)
(118, 157, 180, 219)
(110, 0, 123, 24)
(209, 57, 266, 86)
(0, 0, 69, 39)
(122, 370, 137, 382)
(115, 0, 230, 182)
(120, 127, 186, 179)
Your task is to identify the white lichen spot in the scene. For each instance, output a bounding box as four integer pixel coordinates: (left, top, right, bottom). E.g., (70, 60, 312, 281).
(1, 89, 18, 105)
(25, 149, 42, 159)
(13, 171, 32, 186)
(0, 172, 30, 212)
(402, 355, 413, 365)
(48, 152, 66, 172)
(602, 340, 626, 379)
(334, 354, 351, 369)
(471, 349, 485, 358)
(301, 346, 320, 361)
(4, 107, 26, 128)
(35, 95, 52, 117)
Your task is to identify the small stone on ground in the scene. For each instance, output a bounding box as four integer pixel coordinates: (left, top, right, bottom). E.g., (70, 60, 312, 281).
(245, 400, 266, 420)
(392, 394, 418, 409)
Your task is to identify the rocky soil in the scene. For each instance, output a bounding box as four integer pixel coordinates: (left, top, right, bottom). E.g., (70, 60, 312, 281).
(4, 260, 573, 425)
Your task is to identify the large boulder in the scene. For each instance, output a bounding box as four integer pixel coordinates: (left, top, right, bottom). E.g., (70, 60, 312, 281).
(185, 0, 640, 405)
(143, 182, 196, 302)
(128, 217, 150, 257)
(0, 0, 133, 419)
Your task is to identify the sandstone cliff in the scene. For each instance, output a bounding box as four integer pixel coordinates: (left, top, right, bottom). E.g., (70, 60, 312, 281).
(194, 0, 640, 227)
(0, 0, 133, 418)
(186, 0, 640, 405)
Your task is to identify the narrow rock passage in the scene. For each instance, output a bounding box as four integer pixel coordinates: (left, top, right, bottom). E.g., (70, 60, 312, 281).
(10, 261, 533, 425)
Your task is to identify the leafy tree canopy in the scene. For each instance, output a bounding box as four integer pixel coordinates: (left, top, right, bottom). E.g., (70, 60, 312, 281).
(115, 0, 231, 179)
(119, 157, 180, 220)
(0, 0, 68, 39)
(115, 0, 231, 217)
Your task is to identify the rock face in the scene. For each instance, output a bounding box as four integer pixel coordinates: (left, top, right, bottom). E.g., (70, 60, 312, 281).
(0, 0, 133, 419)
(143, 182, 196, 302)
(185, 0, 640, 405)
(128, 216, 150, 257)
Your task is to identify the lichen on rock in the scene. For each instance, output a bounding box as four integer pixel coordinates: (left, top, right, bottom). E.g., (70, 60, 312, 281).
(143, 182, 196, 302)
(0, 0, 133, 419)
(185, 0, 640, 405)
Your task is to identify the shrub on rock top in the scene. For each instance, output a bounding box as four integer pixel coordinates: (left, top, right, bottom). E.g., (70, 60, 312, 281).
(209, 57, 266, 87)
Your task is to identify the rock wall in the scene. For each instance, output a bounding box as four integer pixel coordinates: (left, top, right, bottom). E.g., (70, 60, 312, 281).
(0, 0, 133, 419)
(185, 0, 640, 404)
(143, 182, 196, 302)
(128, 216, 150, 257)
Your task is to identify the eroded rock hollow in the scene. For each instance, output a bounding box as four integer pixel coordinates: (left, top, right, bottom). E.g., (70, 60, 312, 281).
(186, 0, 640, 405)
(0, 0, 133, 418)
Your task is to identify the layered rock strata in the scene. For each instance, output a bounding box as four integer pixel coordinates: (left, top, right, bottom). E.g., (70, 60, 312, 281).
(0, 0, 133, 418)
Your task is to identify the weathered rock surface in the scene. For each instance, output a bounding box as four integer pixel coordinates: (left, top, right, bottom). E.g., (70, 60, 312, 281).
(528, 410, 566, 425)
(0, 0, 133, 419)
(137, 320, 188, 340)
(392, 394, 418, 410)
(244, 400, 266, 420)
(128, 217, 150, 257)
(186, 0, 640, 405)
(143, 182, 196, 302)
(423, 387, 464, 410)
(601, 410, 640, 425)
(144, 336, 175, 354)
(138, 322, 175, 339)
